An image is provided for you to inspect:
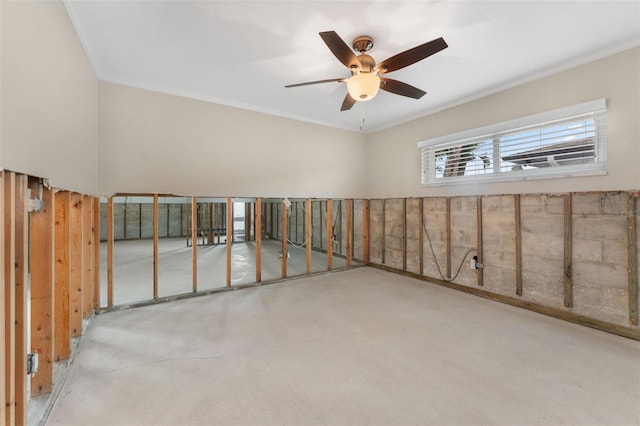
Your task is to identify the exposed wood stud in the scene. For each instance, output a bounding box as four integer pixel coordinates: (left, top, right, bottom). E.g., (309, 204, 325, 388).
(54, 191, 71, 361)
(327, 199, 333, 270)
(269, 203, 274, 239)
(281, 199, 288, 278)
(2, 171, 13, 425)
(227, 198, 233, 286)
(446, 197, 452, 279)
(477, 196, 484, 287)
(515, 194, 523, 296)
(82, 195, 94, 318)
(402, 198, 407, 271)
(245, 203, 251, 242)
(346, 199, 353, 267)
(107, 197, 114, 308)
(69, 193, 83, 335)
(14, 174, 28, 425)
(93, 198, 100, 310)
(419, 198, 424, 276)
(564, 194, 573, 308)
(363, 200, 370, 263)
(255, 198, 262, 283)
(153, 194, 159, 299)
(628, 193, 638, 326)
(381, 199, 386, 265)
(192, 197, 198, 293)
(319, 201, 324, 251)
(30, 184, 55, 396)
(306, 199, 312, 274)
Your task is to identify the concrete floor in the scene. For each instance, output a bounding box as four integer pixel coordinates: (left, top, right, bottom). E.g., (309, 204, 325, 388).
(48, 267, 639, 426)
(100, 238, 350, 307)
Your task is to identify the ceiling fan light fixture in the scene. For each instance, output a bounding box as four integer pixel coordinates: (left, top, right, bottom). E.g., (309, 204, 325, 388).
(347, 72, 380, 101)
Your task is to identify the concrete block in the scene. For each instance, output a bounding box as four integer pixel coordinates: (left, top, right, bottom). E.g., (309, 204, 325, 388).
(572, 239, 602, 263)
(521, 214, 563, 236)
(544, 195, 566, 215)
(572, 194, 603, 216)
(600, 192, 628, 217)
(520, 195, 543, 213)
(601, 238, 627, 264)
(573, 216, 626, 241)
(573, 262, 627, 290)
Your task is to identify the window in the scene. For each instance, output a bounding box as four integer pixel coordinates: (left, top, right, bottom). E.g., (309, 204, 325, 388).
(418, 99, 607, 185)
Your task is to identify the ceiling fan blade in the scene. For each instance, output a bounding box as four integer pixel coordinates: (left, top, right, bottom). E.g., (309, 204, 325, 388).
(285, 78, 346, 88)
(340, 93, 356, 111)
(375, 37, 448, 74)
(319, 31, 362, 70)
(380, 78, 426, 99)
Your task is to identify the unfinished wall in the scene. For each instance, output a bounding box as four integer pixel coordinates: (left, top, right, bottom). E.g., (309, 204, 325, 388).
(365, 47, 640, 198)
(0, 1, 98, 195)
(368, 191, 640, 337)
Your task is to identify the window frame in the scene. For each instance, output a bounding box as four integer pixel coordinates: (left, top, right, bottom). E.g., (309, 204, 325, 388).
(418, 99, 607, 186)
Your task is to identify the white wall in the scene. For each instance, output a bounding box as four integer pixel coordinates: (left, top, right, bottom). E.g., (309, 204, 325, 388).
(365, 47, 640, 198)
(0, 0, 98, 195)
(98, 82, 367, 198)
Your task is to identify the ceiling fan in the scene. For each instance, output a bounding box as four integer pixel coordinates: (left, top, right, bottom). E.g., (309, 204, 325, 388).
(285, 31, 448, 111)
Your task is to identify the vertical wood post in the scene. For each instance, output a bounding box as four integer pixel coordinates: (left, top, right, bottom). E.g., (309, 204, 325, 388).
(54, 191, 71, 361)
(281, 199, 288, 278)
(477, 196, 484, 287)
(306, 199, 312, 274)
(446, 197, 452, 279)
(82, 195, 94, 318)
(14, 175, 28, 424)
(419, 198, 424, 276)
(153, 194, 159, 299)
(346, 199, 353, 267)
(2, 172, 11, 425)
(245, 203, 251, 242)
(327, 199, 333, 270)
(628, 193, 638, 326)
(363, 200, 370, 263)
(381, 199, 386, 265)
(226, 198, 233, 287)
(402, 198, 407, 271)
(107, 197, 114, 308)
(255, 198, 262, 283)
(515, 194, 523, 296)
(563, 194, 573, 308)
(93, 198, 100, 310)
(70, 194, 83, 333)
(30, 184, 55, 396)
(192, 197, 198, 293)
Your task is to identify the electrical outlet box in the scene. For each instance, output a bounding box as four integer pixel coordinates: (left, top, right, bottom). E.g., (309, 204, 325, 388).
(27, 352, 38, 375)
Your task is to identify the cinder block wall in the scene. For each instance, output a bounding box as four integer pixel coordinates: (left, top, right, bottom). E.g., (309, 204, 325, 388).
(368, 191, 640, 335)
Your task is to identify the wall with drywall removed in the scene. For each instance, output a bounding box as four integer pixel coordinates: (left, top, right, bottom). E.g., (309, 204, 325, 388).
(98, 82, 367, 198)
(367, 192, 640, 337)
(365, 47, 640, 198)
(0, 1, 98, 195)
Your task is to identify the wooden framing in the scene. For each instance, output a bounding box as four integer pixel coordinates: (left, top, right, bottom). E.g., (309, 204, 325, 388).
(346, 199, 353, 267)
(82, 195, 94, 318)
(93, 198, 100, 310)
(515, 194, 523, 296)
(226, 198, 233, 287)
(153, 194, 159, 299)
(305, 198, 312, 274)
(245, 203, 251, 241)
(381, 199, 386, 265)
(70, 194, 83, 334)
(446, 197, 452, 279)
(30, 184, 55, 396)
(281, 199, 288, 278)
(54, 191, 71, 361)
(363, 200, 370, 263)
(477, 196, 484, 287)
(255, 198, 262, 283)
(107, 197, 114, 308)
(327, 199, 333, 270)
(402, 198, 407, 271)
(192, 197, 198, 293)
(14, 174, 28, 425)
(628, 193, 638, 326)
(419, 198, 424, 276)
(563, 194, 573, 308)
(2, 171, 10, 426)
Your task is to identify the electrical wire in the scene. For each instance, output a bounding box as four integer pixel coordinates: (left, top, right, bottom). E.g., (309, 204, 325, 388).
(422, 219, 476, 282)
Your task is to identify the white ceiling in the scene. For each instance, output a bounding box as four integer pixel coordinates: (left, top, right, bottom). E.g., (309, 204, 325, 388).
(64, 1, 640, 133)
